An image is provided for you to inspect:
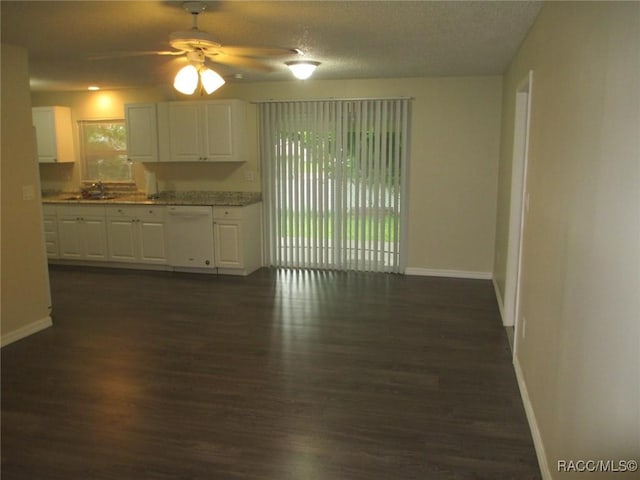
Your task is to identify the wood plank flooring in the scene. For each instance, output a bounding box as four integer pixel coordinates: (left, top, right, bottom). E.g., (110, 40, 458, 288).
(2, 266, 541, 479)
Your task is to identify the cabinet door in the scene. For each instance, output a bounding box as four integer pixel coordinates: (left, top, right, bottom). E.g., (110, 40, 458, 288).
(214, 221, 243, 268)
(32, 108, 57, 162)
(107, 218, 137, 262)
(168, 102, 203, 162)
(83, 216, 108, 261)
(125, 103, 158, 162)
(138, 220, 168, 264)
(58, 216, 83, 259)
(203, 102, 233, 160)
(43, 215, 59, 258)
(32, 106, 74, 163)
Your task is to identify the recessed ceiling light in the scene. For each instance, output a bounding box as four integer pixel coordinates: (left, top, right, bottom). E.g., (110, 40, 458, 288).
(88, 86, 100, 91)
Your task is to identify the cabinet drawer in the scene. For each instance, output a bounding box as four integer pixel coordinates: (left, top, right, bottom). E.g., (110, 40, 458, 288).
(105, 205, 166, 220)
(57, 205, 106, 217)
(213, 206, 243, 220)
(43, 205, 57, 215)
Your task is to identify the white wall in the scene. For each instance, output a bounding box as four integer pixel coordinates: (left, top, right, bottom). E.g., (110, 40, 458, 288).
(494, 3, 640, 478)
(35, 76, 502, 276)
(1, 44, 52, 346)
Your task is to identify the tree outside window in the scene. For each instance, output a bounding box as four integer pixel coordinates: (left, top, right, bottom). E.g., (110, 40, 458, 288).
(79, 120, 131, 181)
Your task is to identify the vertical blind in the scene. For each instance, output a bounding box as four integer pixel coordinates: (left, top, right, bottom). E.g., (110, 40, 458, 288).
(259, 98, 409, 273)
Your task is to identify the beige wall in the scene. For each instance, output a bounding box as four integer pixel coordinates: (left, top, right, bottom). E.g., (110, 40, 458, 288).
(494, 2, 639, 477)
(1, 44, 52, 345)
(34, 76, 502, 274)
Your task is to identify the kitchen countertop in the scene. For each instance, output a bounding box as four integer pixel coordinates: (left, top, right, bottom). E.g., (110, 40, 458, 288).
(42, 190, 262, 207)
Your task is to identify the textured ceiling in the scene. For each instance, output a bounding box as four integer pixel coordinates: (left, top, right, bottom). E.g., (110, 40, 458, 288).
(1, 0, 542, 92)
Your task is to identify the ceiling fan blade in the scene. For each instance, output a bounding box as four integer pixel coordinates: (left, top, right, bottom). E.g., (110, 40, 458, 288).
(214, 46, 299, 57)
(89, 50, 183, 60)
(207, 53, 275, 73)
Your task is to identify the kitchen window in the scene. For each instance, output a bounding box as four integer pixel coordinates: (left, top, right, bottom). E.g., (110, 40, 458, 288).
(78, 120, 131, 182)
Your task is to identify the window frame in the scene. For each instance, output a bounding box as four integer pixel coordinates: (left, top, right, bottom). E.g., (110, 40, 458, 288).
(78, 118, 133, 183)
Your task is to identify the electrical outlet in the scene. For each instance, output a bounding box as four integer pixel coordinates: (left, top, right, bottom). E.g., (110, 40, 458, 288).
(244, 170, 255, 182)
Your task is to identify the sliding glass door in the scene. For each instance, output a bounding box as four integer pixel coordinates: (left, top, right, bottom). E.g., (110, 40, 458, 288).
(259, 99, 410, 273)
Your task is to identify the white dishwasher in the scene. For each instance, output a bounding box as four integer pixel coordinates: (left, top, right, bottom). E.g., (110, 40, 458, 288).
(166, 206, 215, 269)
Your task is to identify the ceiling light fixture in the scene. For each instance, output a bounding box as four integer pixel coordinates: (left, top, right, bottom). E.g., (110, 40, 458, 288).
(174, 50, 225, 95)
(286, 61, 320, 80)
(87, 85, 100, 91)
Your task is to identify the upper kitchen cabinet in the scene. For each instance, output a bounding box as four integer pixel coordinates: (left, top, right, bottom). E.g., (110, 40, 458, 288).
(32, 106, 75, 163)
(125, 103, 158, 163)
(167, 99, 246, 162)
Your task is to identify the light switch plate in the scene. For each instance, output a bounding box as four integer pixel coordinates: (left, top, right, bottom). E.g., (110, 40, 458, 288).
(22, 185, 35, 200)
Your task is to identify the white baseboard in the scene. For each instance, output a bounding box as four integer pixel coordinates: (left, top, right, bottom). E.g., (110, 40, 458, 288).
(1, 316, 53, 348)
(492, 277, 506, 322)
(513, 356, 552, 480)
(404, 267, 492, 280)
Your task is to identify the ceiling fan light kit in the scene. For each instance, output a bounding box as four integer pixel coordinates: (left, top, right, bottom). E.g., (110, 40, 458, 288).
(199, 68, 225, 94)
(91, 1, 307, 95)
(174, 49, 225, 95)
(286, 61, 321, 80)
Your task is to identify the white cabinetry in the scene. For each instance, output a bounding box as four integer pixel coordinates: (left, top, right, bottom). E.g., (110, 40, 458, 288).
(105, 205, 168, 265)
(45, 200, 260, 275)
(57, 205, 107, 261)
(42, 205, 59, 259)
(167, 100, 246, 162)
(213, 203, 262, 275)
(32, 106, 75, 163)
(125, 103, 158, 162)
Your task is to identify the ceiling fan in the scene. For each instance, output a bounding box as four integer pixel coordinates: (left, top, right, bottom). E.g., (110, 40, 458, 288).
(95, 1, 301, 94)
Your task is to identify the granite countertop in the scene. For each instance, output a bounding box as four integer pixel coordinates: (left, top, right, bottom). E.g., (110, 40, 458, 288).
(42, 191, 262, 207)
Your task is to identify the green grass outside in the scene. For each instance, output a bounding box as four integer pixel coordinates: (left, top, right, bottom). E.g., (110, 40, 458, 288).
(279, 210, 398, 242)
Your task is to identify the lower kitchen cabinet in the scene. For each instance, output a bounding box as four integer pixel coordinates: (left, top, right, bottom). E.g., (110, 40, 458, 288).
(214, 222, 242, 268)
(106, 205, 168, 264)
(57, 205, 108, 261)
(45, 201, 262, 275)
(213, 202, 262, 275)
(42, 205, 59, 259)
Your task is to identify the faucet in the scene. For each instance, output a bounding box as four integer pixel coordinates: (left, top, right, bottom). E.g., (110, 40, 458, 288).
(92, 181, 105, 194)
(90, 181, 106, 196)
(82, 181, 106, 199)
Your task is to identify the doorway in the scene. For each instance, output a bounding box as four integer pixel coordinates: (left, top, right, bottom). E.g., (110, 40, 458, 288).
(503, 71, 533, 356)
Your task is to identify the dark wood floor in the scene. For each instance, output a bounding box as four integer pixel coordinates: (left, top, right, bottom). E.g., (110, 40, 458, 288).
(2, 266, 540, 480)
